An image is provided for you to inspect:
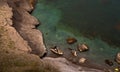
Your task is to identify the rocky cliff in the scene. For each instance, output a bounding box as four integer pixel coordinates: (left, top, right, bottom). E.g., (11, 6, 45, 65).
(0, 0, 59, 72)
(0, 0, 104, 72)
(7, 0, 47, 57)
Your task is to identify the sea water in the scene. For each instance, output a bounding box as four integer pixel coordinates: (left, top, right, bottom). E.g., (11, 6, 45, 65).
(32, 0, 120, 70)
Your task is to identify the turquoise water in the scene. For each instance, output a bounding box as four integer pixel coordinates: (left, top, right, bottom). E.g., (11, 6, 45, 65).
(32, 0, 120, 70)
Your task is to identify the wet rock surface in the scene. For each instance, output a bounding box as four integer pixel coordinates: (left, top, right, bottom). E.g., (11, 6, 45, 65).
(66, 37, 77, 44)
(43, 57, 103, 72)
(47, 41, 107, 71)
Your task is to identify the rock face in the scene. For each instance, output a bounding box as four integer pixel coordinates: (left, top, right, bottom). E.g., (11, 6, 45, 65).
(0, 0, 31, 52)
(7, 0, 47, 57)
(0, 0, 47, 57)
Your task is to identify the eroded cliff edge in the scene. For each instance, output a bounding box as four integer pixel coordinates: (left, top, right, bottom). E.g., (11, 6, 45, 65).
(7, 0, 47, 57)
(0, 0, 59, 72)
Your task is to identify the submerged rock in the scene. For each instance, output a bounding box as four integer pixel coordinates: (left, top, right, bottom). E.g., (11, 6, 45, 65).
(44, 57, 103, 72)
(104, 59, 113, 66)
(66, 37, 77, 44)
(77, 44, 89, 52)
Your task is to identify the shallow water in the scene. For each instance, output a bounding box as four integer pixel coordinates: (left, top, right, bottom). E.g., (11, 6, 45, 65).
(32, 0, 120, 70)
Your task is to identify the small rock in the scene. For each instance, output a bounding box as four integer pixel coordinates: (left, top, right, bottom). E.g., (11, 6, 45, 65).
(104, 59, 113, 66)
(115, 52, 120, 64)
(77, 44, 89, 52)
(50, 46, 64, 55)
(71, 50, 77, 57)
(79, 57, 86, 64)
(66, 37, 77, 44)
(114, 67, 120, 72)
(68, 48, 77, 57)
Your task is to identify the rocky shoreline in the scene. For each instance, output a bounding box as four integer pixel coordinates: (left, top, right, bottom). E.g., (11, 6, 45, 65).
(0, 0, 55, 72)
(0, 0, 110, 72)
